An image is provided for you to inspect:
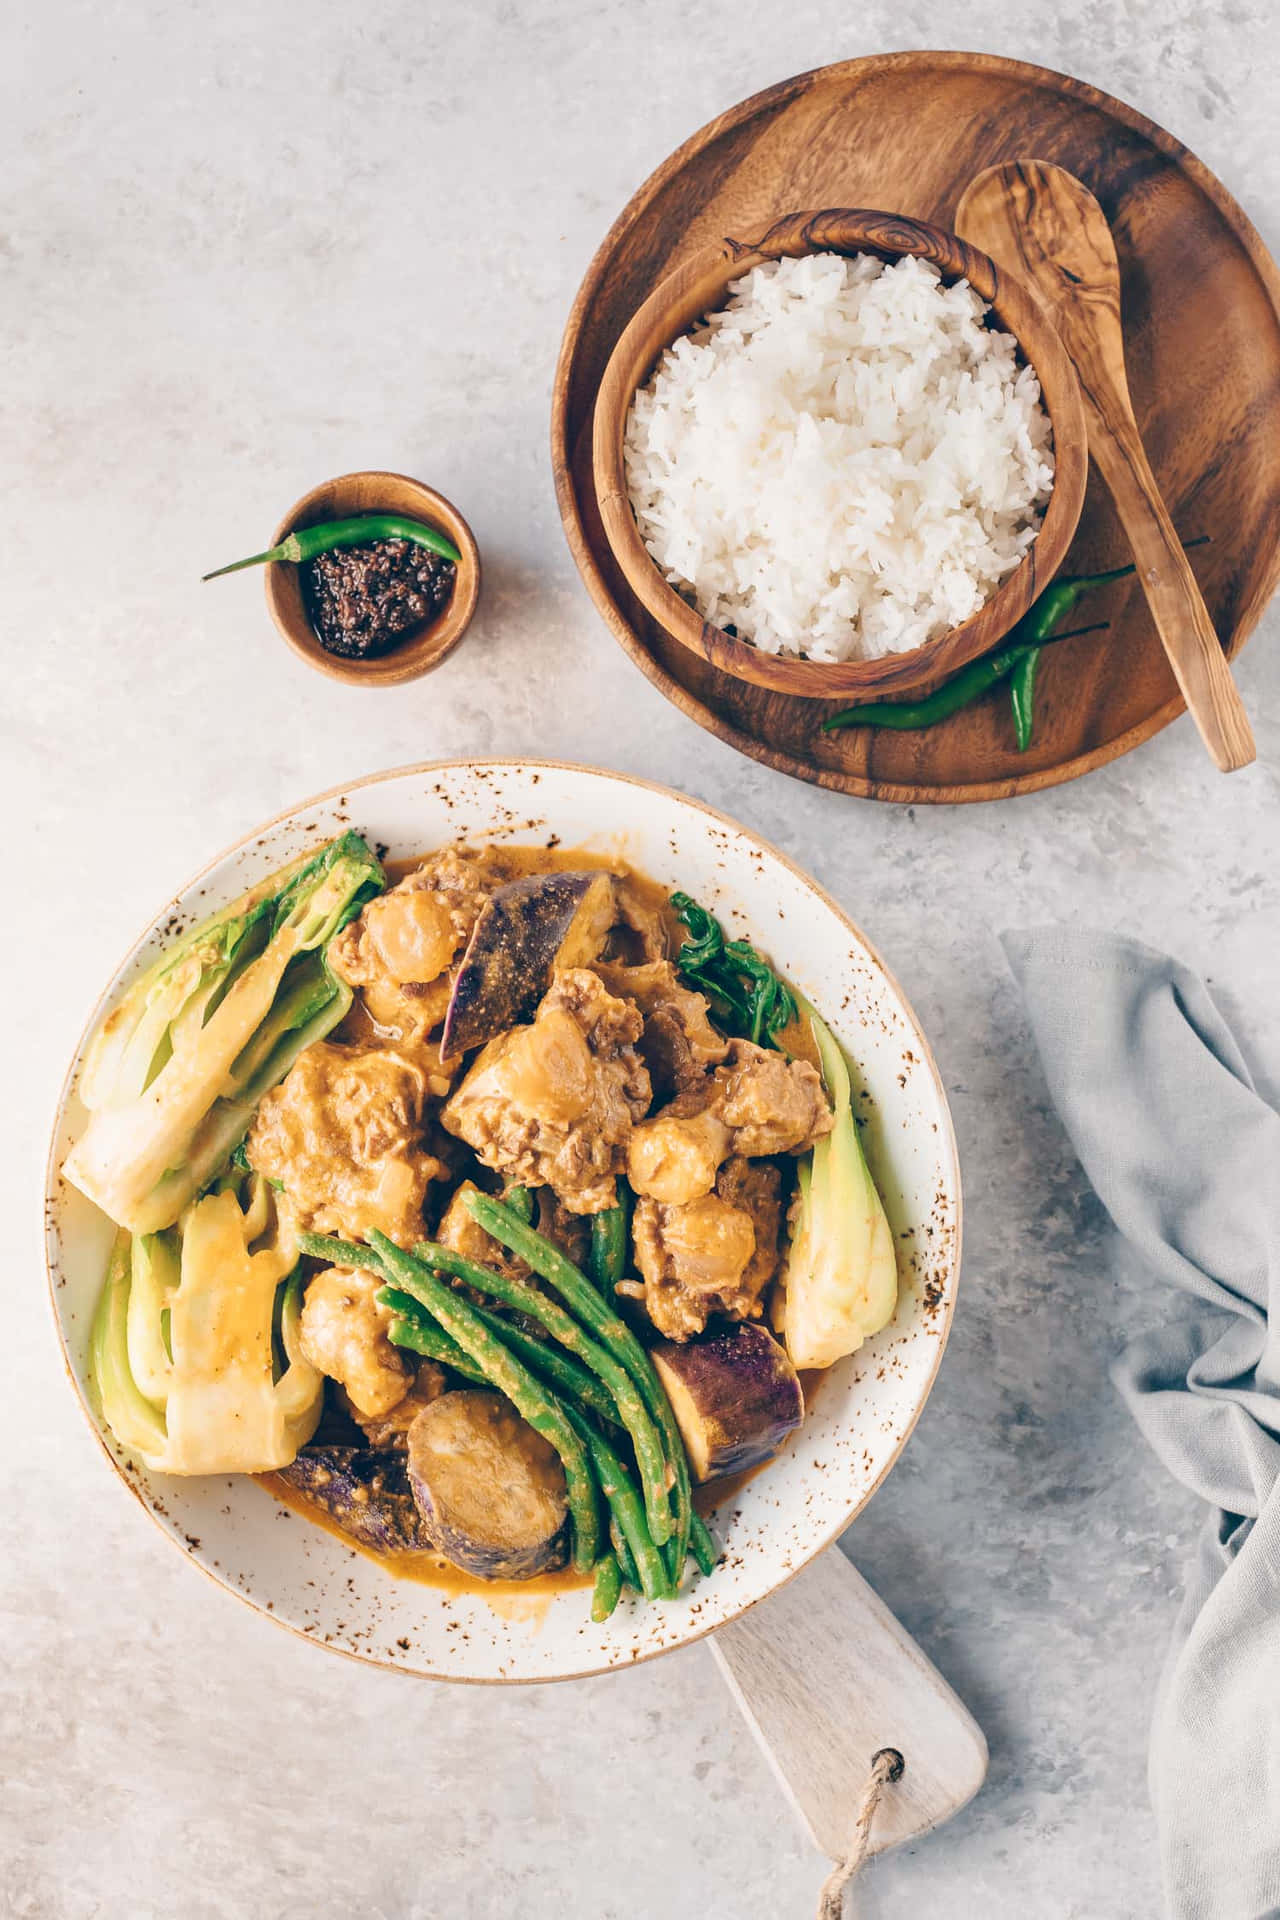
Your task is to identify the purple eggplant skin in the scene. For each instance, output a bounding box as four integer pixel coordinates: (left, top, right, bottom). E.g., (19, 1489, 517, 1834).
(276, 1446, 436, 1554)
(441, 870, 615, 1057)
(651, 1322, 805, 1483)
(406, 1390, 569, 1580)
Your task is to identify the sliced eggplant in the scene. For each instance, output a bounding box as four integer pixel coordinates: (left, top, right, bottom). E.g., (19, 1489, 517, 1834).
(276, 1445, 434, 1553)
(442, 870, 616, 1057)
(406, 1389, 569, 1579)
(651, 1323, 804, 1483)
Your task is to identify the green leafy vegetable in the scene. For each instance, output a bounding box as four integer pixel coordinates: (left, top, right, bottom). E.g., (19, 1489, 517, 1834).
(64, 832, 384, 1234)
(90, 1174, 324, 1473)
(780, 1001, 898, 1370)
(670, 892, 796, 1047)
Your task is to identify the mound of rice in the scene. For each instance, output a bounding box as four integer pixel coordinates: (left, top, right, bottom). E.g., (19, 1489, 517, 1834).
(623, 251, 1055, 662)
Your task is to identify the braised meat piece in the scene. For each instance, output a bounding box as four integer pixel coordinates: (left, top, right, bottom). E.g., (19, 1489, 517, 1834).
(627, 1101, 732, 1207)
(626, 1156, 783, 1341)
(714, 1155, 785, 1298)
(247, 1040, 445, 1246)
(594, 959, 729, 1102)
(627, 1039, 831, 1204)
(329, 846, 509, 1045)
(608, 881, 670, 964)
(716, 1041, 832, 1158)
(298, 1265, 413, 1419)
(352, 1361, 448, 1450)
(441, 969, 651, 1214)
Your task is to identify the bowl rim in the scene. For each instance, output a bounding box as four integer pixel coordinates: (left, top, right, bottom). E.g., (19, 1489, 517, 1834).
(43, 755, 963, 1682)
(263, 469, 481, 688)
(592, 206, 1089, 700)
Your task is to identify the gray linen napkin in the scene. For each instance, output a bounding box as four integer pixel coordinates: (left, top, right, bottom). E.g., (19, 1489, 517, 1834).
(1003, 929, 1280, 1920)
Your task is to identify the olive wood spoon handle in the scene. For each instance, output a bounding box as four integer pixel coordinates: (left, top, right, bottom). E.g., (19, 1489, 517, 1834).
(955, 160, 1255, 773)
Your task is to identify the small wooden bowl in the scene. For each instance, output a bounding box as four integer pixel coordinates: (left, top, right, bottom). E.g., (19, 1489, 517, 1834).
(592, 208, 1088, 700)
(264, 470, 480, 687)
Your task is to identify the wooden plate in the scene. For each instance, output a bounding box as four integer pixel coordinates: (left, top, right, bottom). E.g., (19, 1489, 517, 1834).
(552, 51, 1280, 803)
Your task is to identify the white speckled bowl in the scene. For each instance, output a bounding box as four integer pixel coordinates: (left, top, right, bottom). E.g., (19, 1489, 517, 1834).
(45, 759, 961, 1682)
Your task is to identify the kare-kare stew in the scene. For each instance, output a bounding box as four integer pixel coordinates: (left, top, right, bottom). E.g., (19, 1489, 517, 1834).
(65, 834, 897, 1621)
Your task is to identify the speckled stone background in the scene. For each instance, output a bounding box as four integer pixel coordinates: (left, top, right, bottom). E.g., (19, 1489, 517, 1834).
(5, 5, 1279, 1916)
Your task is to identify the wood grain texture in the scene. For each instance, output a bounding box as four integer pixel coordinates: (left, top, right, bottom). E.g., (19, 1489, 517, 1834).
(955, 162, 1254, 772)
(592, 207, 1088, 699)
(264, 470, 481, 688)
(552, 51, 1280, 803)
(710, 1546, 987, 1859)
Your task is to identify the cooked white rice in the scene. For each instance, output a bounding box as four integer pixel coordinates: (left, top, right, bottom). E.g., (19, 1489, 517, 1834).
(623, 251, 1055, 662)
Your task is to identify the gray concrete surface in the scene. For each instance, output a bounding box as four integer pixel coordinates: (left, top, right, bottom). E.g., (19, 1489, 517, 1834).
(4, 3, 1278, 1914)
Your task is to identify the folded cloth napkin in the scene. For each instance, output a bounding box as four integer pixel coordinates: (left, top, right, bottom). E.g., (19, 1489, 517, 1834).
(1003, 930, 1280, 1920)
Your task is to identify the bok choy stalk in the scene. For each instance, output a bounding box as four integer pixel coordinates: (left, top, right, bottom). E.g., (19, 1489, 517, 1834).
(64, 832, 383, 1235)
(779, 1001, 898, 1370)
(90, 1172, 324, 1473)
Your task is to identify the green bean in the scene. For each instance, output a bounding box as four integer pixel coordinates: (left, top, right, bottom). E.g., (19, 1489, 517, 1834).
(414, 1235, 674, 1548)
(1010, 645, 1040, 752)
(689, 1510, 720, 1578)
(465, 1193, 693, 1574)
(203, 512, 461, 580)
(380, 1291, 488, 1382)
(367, 1232, 600, 1573)
(611, 1523, 640, 1591)
(468, 1302, 621, 1430)
(563, 1405, 671, 1602)
(591, 1551, 623, 1623)
(297, 1229, 380, 1270)
(588, 1186, 630, 1292)
(503, 1185, 535, 1225)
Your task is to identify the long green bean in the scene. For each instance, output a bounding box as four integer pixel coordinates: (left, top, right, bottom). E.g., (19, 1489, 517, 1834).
(413, 1236, 673, 1549)
(379, 1290, 487, 1381)
(367, 1232, 600, 1573)
(588, 1187, 629, 1292)
(689, 1510, 720, 1578)
(562, 1405, 671, 1602)
(465, 1193, 694, 1575)
(591, 1551, 623, 1623)
(468, 1302, 621, 1430)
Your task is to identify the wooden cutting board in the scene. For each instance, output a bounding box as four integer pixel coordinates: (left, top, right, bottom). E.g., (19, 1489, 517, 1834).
(552, 51, 1280, 803)
(710, 1545, 987, 1861)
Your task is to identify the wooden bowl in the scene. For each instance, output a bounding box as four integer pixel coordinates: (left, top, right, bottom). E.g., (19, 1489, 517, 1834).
(592, 207, 1088, 700)
(264, 470, 480, 687)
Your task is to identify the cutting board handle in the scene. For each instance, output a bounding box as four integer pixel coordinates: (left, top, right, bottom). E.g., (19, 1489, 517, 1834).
(709, 1545, 987, 1864)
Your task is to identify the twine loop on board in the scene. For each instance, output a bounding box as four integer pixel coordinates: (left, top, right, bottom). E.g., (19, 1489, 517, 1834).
(815, 1747, 905, 1919)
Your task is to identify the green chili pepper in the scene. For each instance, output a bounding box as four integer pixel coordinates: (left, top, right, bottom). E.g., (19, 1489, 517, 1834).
(821, 617, 1110, 733)
(203, 512, 461, 580)
(1010, 646, 1040, 752)
(822, 539, 1208, 739)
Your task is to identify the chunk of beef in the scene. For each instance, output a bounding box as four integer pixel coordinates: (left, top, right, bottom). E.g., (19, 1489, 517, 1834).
(329, 845, 509, 1045)
(594, 958, 729, 1102)
(298, 1266, 412, 1419)
(247, 1040, 444, 1246)
(441, 970, 651, 1214)
(625, 1156, 783, 1341)
(627, 1039, 831, 1204)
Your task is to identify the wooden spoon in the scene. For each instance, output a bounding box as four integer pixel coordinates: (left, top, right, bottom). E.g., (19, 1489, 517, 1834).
(955, 161, 1255, 772)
